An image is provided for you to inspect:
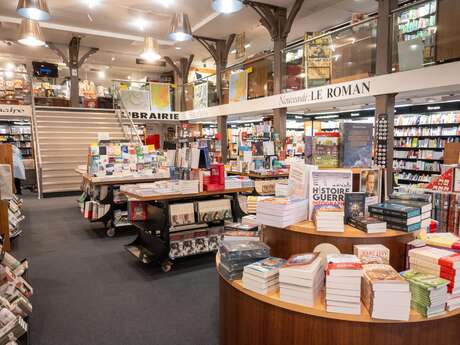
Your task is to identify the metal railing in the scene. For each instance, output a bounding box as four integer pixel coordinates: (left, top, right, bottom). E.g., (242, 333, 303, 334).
(114, 89, 142, 145)
(28, 72, 43, 199)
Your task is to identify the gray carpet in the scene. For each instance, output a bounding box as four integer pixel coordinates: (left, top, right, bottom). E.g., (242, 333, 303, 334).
(11, 193, 219, 345)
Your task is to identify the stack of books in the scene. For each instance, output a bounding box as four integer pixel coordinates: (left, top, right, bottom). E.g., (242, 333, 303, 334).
(279, 253, 324, 307)
(313, 208, 345, 232)
(256, 197, 308, 228)
(242, 257, 286, 294)
(179, 180, 200, 194)
(223, 222, 259, 242)
(241, 214, 258, 227)
(447, 292, 460, 311)
(362, 264, 411, 321)
(325, 254, 363, 315)
(218, 240, 270, 280)
(389, 192, 432, 230)
(368, 202, 421, 232)
(408, 246, 460, 299)
(348, 216, 387, 234)
(247, 196, 270, 214)
(401, 270, 449, 318)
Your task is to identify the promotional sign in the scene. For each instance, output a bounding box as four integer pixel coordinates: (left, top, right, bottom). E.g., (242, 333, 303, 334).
(229, 70, 248, 103)
(0, 104, 32, 117)
(309, 170, 353, 220)
(193, 82, 208, 110)
(150, 82, 171, 112)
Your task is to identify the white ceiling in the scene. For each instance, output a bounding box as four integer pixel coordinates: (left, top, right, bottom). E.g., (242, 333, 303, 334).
(0, 0, 378, 76)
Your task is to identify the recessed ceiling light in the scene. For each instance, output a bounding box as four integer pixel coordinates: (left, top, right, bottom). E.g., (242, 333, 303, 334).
(162, 0, 174, 7)
(133, 17, 149, 32)
(175, 46, 181, 50)
(111, 56, 115, 61)
(127, 75, 131, 80)
(244, 43, 250, 48)
(85, 0, 99, 8)
(5, 63, 15, 71)
(97, 70, 105, 79)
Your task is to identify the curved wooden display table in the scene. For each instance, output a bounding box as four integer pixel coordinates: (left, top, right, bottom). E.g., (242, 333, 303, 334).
(263, 221, 416, 271)
(217, 259, 460, 345)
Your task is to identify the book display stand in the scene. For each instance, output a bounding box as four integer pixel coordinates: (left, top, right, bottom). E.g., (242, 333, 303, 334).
(77, 172, 168, 237)
(121, 187, 252, 272)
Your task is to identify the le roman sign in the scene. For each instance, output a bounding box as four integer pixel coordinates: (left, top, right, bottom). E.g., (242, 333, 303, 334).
(129, 111, 180, 121)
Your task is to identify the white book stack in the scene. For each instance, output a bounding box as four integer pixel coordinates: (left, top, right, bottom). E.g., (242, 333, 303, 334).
(179, 180, 200, 194)
(362, 264, 411, 321)
(325, 254, 363, 315)
(256, 197, 308, 228)
(242, 257, 286, 295)
(447, 292, 460, 311)
(313, 208, 345, 232)
(279, 253, 324, 307)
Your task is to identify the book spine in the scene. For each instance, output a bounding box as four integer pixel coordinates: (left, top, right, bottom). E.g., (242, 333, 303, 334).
(387, 222, 420, 232)
(348, 218, 368, 232)
(448, 195, 456, 234)
(368, 205, 417, 219)
(368, 212, 407, 225)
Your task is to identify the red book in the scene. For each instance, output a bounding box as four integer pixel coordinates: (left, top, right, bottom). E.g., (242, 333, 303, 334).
(438, 253, 460, 269)
(440, 265, 457, 277)
(327, 262, 363, 271)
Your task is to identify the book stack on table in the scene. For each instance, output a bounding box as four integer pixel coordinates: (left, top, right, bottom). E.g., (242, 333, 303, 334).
(313, 208, 345, 232)
(218, 241, 270, 280)
(362, 264, 411, 321)
(348, 216, 387, 234)
(256, 197, 308, 228)
(223, 222, 259, 242)
(408, 246, 460, 310)
(242, 257, 286, 294)
(368, 202, 423, 232)
(401, 270, 449, 318)
(325, 254, 363, 315)
(279, 253, 324, 307)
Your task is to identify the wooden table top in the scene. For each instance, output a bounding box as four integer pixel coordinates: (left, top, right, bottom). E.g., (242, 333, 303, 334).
(216, 255, 460, 324)
(122, 187, 254, 201)
(279, 221, 416, 239)
(79, 172, 169, 186)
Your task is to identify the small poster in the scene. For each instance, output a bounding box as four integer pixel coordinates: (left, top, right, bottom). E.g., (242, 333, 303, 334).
(360, 168, 381, 198)
(150, 82, 171, 112)
(119, 89, 150, 112)
(309, 170, 353, 220)
(229, 70, 247, 103)
(427, 168, 454, 192)
(193, 82, 208, 110)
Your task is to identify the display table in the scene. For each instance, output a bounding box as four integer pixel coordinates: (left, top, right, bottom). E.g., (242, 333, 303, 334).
(263, 221, 415, 271)
(78, 172, 169, 186)
(217, 257, 460, 345)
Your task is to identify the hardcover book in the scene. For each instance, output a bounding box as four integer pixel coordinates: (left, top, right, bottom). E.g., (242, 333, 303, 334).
(340, 123, 373, 168)
(344, 192, 366, 223)
(368, 202, 421, 218)
(312, 133, 340, 168)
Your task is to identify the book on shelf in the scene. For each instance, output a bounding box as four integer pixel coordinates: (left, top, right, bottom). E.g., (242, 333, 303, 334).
(354, 244, 390, 265)
(362, 264, 410, 321)
(348, 216, 387, 234)
(325, 254, 363, 315)
(344, 192, 366, 224)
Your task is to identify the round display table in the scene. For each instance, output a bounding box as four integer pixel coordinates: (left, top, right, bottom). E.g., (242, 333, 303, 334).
(262, 221, 416, 271)
(218, 260, 460, 345)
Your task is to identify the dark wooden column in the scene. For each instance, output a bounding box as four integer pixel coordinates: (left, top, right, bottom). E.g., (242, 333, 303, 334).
(164, 55, 194, 112)
(48, 37, 98, 108)
(375, 0, 398, 193)
(194, 34, 235, 163)
(245, 0, 304, 142)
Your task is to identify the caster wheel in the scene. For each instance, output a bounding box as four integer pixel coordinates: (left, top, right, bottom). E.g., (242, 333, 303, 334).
(161, 261, 172, 272)
(106, 228, 115, 237)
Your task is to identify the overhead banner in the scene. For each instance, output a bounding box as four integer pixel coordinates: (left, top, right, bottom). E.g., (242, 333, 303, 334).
(150, 82, 171, 112)
(193, 82, 208, 110)
(0, 104, 32, 117)
(119, 90, 150, 111)
(229, 70, 248, 103)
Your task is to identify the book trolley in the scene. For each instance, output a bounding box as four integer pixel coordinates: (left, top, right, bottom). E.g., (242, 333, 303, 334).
(217, 222, 460, 345)
(122, 187, 253, 272)
(77, 172, 169, 237)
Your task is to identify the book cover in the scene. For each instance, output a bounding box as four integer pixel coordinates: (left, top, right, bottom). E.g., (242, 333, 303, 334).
(312, 133, 340, 168)
(285, 253, 319, 267)
(344, 192, 366, 223)
(354, 244, 390, 265)
(360, 168, 381, 201)
(368, 202, 421, 218)
(363, 264, 406, 284)
(245, 257, 287, 277)
(340, 122, 373, 168)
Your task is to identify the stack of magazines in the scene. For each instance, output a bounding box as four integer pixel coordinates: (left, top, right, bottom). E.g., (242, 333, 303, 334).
(218, 241, 270, 280)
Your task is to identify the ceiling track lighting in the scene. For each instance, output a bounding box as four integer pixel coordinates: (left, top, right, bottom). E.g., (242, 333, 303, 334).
(16, 0, 51, 21)
(212, 0, 244, 14)
(17, 19, 46, 47)
(140, 36, 161, 62)
(168, 12, 192, 42)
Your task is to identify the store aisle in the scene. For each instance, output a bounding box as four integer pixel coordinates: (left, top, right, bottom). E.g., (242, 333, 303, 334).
(12, 194, 219, 345)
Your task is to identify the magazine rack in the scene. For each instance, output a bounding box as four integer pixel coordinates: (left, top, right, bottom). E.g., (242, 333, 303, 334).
(121, 188, 253, 272)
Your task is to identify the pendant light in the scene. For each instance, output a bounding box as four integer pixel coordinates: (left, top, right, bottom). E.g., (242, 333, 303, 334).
(18, 19, 46, 47)
(140, 36, 161, 62)
(16, 0, 51, 21)
(168, 12, 192, 42)
(212, 0, 243, 14)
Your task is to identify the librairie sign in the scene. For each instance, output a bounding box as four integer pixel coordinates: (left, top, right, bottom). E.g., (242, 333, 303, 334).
(0, 105, 32, 117)
(129, 111, 180, 121)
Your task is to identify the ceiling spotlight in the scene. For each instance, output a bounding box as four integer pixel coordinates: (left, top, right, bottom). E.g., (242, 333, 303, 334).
(168, 12, 192, 41)
(17, 19, 46, 47)
(16, 0, 51, 21)
(140, 36, 161, 61)
(133, 17, 149, 32)
(162, 0, 174, 7)
(175, 46, 182, 50)
(85, 0, 99, 8)
(212, 0, 243, 14)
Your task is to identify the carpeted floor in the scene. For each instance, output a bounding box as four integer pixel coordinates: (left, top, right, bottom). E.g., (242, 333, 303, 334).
(12, 193, 219, 345)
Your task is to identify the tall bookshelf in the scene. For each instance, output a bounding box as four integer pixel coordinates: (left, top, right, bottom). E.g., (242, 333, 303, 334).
(393, 111, 460, 186)
(0, 121, 33, 159)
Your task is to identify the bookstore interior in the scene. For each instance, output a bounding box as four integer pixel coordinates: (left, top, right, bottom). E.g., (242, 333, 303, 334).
(1, 0, 460, 344)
